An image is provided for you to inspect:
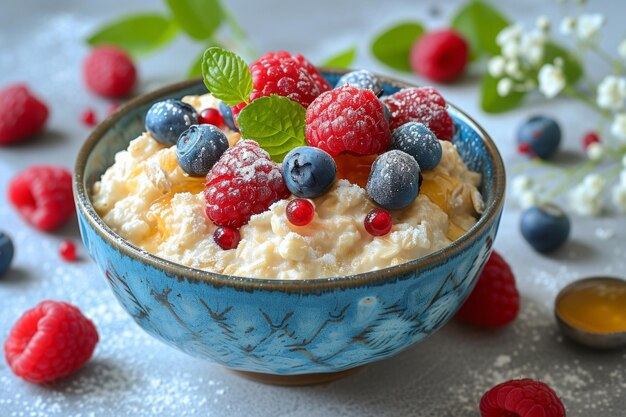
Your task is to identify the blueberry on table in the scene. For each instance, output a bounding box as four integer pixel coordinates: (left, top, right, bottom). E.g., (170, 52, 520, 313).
(177, 124, 229, 177)
(367, 150, 422, 210)
(520, 204, 570, 253)
(146, 99, 198, 146)
(282, 146, 337, 198)
(336, 70, 383, 95)
(0, 231, 14, 277)
(517, 116, 561, 159)
(391, 122, 442, 170)
(218, 100, 239, 132)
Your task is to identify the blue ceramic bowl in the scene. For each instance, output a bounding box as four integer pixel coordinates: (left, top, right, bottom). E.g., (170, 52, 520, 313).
(74, 72, 505, 383)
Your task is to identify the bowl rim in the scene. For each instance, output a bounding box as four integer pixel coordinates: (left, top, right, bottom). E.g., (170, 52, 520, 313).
(74, 69, 506, 291)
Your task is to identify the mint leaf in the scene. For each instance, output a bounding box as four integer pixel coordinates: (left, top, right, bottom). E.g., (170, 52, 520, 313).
(165, 0, 223, 40)
(542, 41, 583, 84)
(371, 22, 424, 72)
(237, 95, 306, 162)
(87, 14, 179, 57)
(480, 73, 525, 113)
(321, 46, 357, 68)
(201, 47, 253, 105)
(451, 0, 509, 59)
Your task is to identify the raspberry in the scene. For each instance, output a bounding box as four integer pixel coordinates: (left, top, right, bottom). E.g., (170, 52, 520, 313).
(0, 84, 49, 145)
(410, 29, 469, 83)
(83, 46, 137, 98)
(8, 166, 75, 232)
(480, 379, 566, 417)
(4, 300, 99, 383)
(305, 85, 391, 156)
(456, 251, 520, 328)
(205, 140, 289, 228)
(262, 51, 332, 94)
(59, 240, 77, 262)
(383, 87, 454, 140)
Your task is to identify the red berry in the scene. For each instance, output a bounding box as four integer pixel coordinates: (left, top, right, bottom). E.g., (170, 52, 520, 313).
(306, 85, 391, 156)
(0, 84, 49, 145)
(410, 29, 469, 83)
(364, 208, 393, 236)
(199, 108, 224, 127)
(582, 131, 600, 149)
(4, 300, 99, 383)
(205, 140, 289, 228)
(480, 379, 566, 417)
(213, 226, 241, 250)
(286, 199, 315, 226)
(383, 87, 454, 140)
(518, 142, 533, 155)
(7, 166, 75, 232)
(83, 46, 136, 98)
(60, 240, 77, 261)
(81, 108, 97, 126)
(456, 251, 520, 328)
(262, 51, 332, 94)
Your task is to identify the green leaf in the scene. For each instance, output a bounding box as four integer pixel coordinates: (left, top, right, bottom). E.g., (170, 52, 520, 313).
(187, 51, 205, 79)
(371, 22, 424, 72)
(542, 41, 583, 84)
(321, 46, 357, 68)
(480, 73, 525, 113)
(201, 47, 252, 105)
(165, 0, 223, 40)
(451, 0, 509, 59)
(237, 95, 307, 162)
(87, 14, 179, 57)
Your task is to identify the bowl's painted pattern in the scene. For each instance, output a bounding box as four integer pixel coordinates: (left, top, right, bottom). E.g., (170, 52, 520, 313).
(75, 73, 504, 375)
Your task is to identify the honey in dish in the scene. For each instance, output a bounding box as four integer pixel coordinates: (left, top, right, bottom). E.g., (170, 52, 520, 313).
(557, 280, 626, 334)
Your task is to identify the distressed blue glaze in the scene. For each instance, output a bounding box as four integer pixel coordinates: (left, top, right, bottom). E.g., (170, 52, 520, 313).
(75, 73, 504, 375)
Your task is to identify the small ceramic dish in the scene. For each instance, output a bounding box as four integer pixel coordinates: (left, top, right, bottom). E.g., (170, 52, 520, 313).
(73, 71, 505, 384)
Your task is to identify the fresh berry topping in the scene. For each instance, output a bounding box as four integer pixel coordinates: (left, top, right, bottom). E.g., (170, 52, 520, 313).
(145, 99, 198, 146)
(335, 153, 377, 188)
(205, 140, 289, 228)
(517, 116, 561, 159)
(8, 166, 75, 231)
(0, 84, 49, 145)
(282, 146, 337, 198)
(480, 379, 566, 417)
(305, 85, 391, 156)
(366, 150, 422, 210)
(218, 101, 238, 132)
(59, 240, 77, 262)
(81, 108, 97, 127)
(336, 70, 383, 94)
(391, 122, 442, 170)
(262, 51, 332, 94)
(177, 124, 229, 177)
(198, 108, 224, 128)
(0, 231, 14, 277)
(83, 46, 136, 98)
(521, 204, 570, 253)
(286, 198, 315, 226)
(410, 29, 469, 83)
(383, 87, 454, 140)
(364, 208, 393, 236)
(213, 226, 241, 250)
(456, 251, 520, 328)
(583, 131, 600, 149)
(4, 300, 99, 383)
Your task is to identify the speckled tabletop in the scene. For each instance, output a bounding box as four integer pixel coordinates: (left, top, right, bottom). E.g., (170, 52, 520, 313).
(1, 0, 625, 416)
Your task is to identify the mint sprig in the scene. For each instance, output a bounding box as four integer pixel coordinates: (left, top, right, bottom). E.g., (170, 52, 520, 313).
(201, 47, 253, 106)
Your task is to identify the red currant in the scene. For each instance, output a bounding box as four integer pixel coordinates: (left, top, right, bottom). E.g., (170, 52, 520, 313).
(60, 240, 77, 261)
(517, 142, 532, 155)
(213, 226, 240, 250)
(286, 199, 315, 226)
(81, 108, 97, 127)
(582, 131, 600, 149)
(364, 208, 392, 236)
(199, 108, 224, 128)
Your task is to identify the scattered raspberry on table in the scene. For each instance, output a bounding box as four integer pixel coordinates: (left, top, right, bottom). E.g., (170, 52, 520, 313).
(410, 29, 469, 83)
(480, 378, 566, 417)
(0, 84, 49, 145)
(83, 46, 137, 98)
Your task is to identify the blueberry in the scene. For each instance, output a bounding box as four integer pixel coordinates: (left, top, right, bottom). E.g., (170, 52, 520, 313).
(218, 100, 239, 132)
(520, 204, 570, 253)
(282, 146, 336, 198)
(176, 124, 229, 177)
(390, 122, 442, 170)
(0, 231, 14, 277)
(336, 70, 383, 95)
(367, 150, 422, 210)
(146, 99, 198, 146)
(517, 116, 561, 159)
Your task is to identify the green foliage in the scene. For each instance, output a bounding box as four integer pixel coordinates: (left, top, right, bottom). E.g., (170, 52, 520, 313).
(201, 47, 253, 105)
(542, 41, 583, 84)
(321, 46, 357, 69)
(451, 0, 509, 60)
(371, 22, 424, 72)
(164, 0, 223, 40)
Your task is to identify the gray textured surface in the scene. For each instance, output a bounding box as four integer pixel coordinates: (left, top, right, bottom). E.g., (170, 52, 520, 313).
(1, 0, 626, 416)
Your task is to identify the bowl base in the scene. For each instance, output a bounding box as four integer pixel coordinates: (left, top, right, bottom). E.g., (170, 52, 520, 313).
(230, 366, 363, 386)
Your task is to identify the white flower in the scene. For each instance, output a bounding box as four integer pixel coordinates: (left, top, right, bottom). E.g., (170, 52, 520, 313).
(611, 113, 626, 140)
(497, 78, 514, 97)
(512, 175, 533, 195)
(584, 173, 606, 192)
(586, 142, 604, 161)
(488, 56, 506, 78)
(536, 16, 551, 32)
(538, 64, 566, 98)
(496, 25, 523, 47)
(612, 183, 626, 213)
(597, 76, 626, 111)
(569, 174, 606, 216)
(504, 59, 523, 79)
(560, 16, 576, 35)
(521, 30, 546, 65)
(502, 41, 521, 59)
(519, 190, 539, 209)
(619, 39, 626, 60)
(576, 14, 605, 43)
